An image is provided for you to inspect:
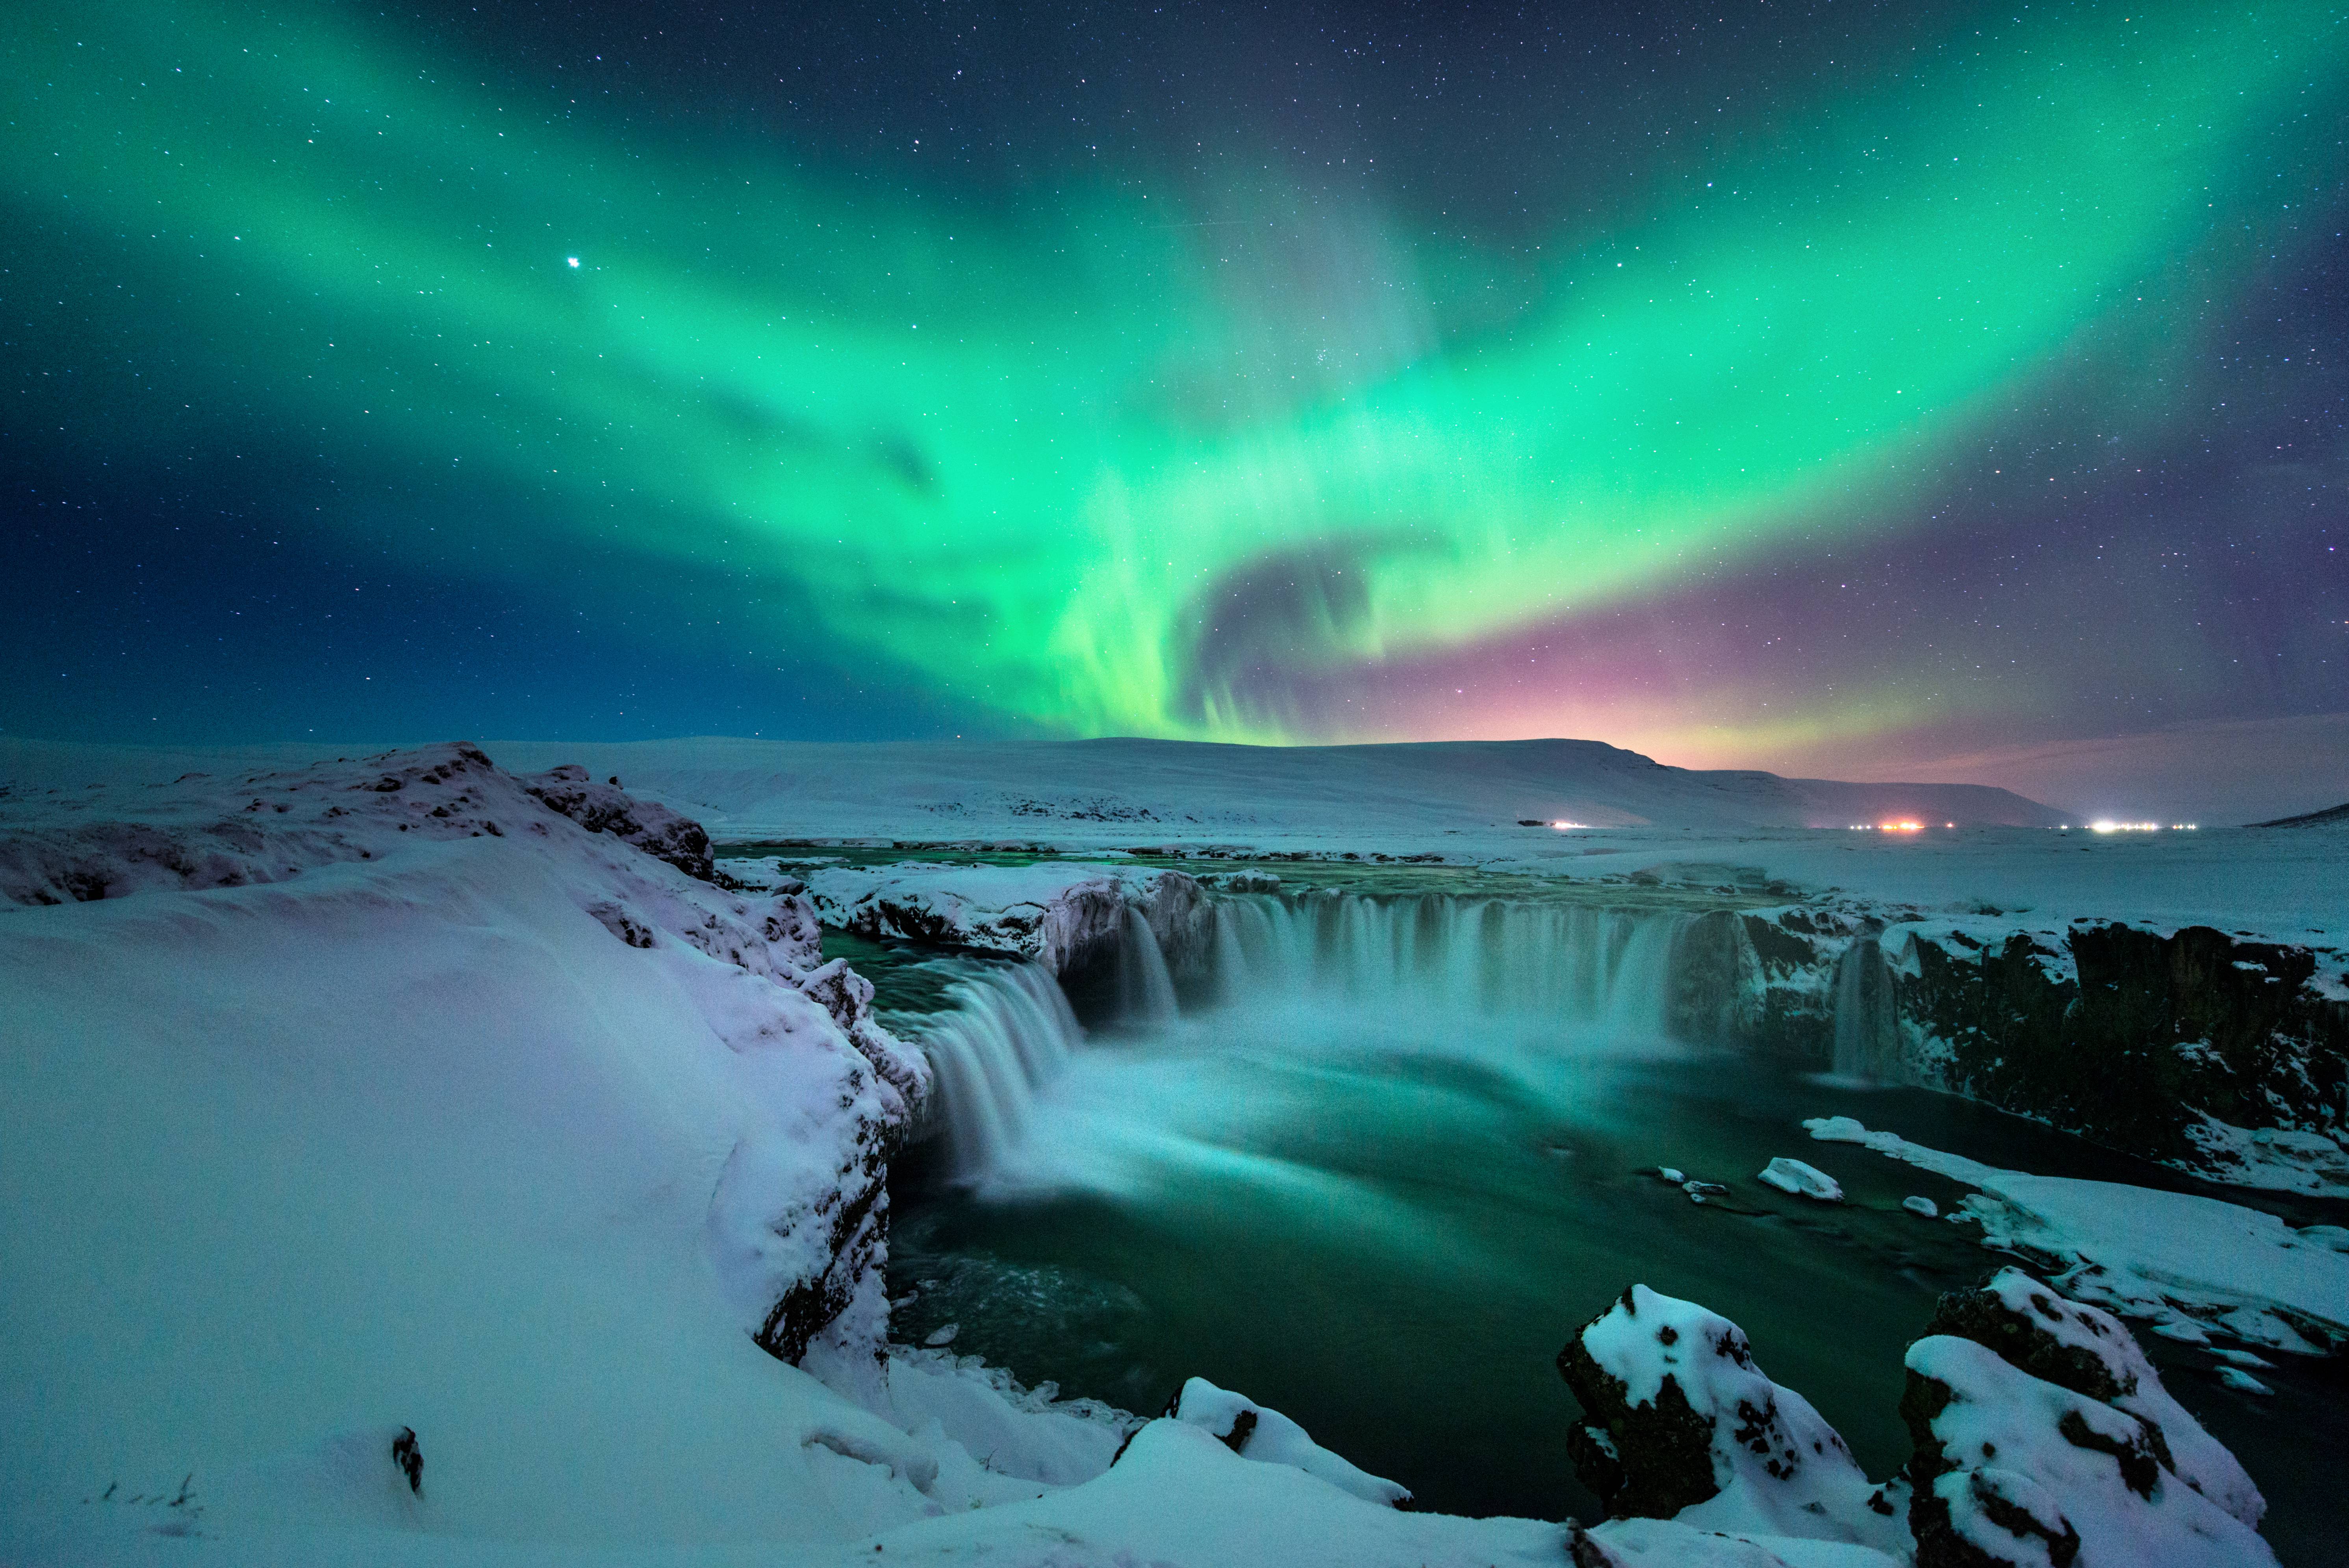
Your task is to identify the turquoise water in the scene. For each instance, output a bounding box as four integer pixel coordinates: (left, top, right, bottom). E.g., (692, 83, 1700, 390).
(880, 961, 2344, 1558)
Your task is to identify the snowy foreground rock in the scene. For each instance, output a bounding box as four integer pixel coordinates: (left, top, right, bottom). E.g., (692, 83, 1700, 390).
(1559, 1275, 2279, 1568)
(1902, 1271, 2267, 1565)
(1558, 1285, 1908, 1558)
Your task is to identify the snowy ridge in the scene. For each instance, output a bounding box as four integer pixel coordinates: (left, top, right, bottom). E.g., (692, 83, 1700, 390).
(0, 741, 730, 908)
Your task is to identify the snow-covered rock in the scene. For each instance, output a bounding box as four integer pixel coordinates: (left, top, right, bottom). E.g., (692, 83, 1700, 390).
(1758, 1157, 1845, 1201)
(1900, 1332, 2275, 1566)
(1570, 1516, 1908, 1566)
(1919, 1269, 2262, 1527)
(797, 857, 1211, 977)
(519, 761, 716, 880)
(1557, 1284, 1907, 1554)
(1162, 1375, 1412, 1507)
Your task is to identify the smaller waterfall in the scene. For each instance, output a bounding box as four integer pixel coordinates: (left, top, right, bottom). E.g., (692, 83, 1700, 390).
(1831, 938, 1902, 1082)
(914, 963, 1086, 1180)
(1115, 905, 1180, 1023)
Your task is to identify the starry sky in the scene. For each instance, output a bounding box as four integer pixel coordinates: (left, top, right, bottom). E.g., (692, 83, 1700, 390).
(4, 0, 2345, 813)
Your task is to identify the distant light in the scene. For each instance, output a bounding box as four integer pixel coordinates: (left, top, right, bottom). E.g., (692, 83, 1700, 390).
(1550, 820, 1589, 830)
(1880, 820, 1924, 833)
(2089, 820, 2164, 834)
(566, 256, 580, 268)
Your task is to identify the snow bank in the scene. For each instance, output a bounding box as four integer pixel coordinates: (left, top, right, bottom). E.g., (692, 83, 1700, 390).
(0, 747, 1192, 1561)
(1168, 1376, 1413, 1507)
(1807, 1118, 2349, 1353)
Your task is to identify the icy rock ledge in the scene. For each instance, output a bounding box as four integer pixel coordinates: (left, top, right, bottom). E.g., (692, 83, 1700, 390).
(1805, 1116, 2349, 1355)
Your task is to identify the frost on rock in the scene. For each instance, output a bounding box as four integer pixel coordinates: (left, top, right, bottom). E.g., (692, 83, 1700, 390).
(1557, 1284, 1905, 1554)
(1160, 1375, 1413, 1507)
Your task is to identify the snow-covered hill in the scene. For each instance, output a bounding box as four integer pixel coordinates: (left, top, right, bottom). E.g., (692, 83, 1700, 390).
(0, 734, 2067, 838)
(0, 745, 1129, 1557)
(480, 735, 2071, 837)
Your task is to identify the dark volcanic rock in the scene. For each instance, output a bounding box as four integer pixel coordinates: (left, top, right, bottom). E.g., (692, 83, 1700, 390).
(1898, 922, 2347, 1178)
(1558, 1323, 1719, 1519)
(521, 764, 715, 881)
(1557, 1283, 1891, 1545)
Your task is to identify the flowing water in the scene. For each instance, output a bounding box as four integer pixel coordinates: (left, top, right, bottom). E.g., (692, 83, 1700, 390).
(871, 894, 2343, 1558)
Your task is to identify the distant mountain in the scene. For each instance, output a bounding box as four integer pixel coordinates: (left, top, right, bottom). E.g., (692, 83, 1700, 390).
(466, 734, 2071, 839)
(2245, 800, 2349, 828)
(1, 734, 2072, 839)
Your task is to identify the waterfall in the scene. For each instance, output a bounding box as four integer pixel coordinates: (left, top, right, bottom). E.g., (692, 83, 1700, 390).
(1831, 938, 1901, 1082)
(1201, 893, 1687, 1038)
(913, 962, 1086, 1180)
(1116, 905, 1180, 1023)
(918, 891, 1699, 1182)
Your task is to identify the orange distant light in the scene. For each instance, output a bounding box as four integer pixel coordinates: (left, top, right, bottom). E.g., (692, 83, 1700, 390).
(1880, 820, 1924, 833)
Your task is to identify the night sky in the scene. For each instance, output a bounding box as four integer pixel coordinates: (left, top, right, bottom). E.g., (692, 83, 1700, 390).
(5, 1, 2345, 810)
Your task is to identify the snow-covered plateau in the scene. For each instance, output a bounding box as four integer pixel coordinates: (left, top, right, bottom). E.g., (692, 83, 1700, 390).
(3, 736, 2343, 1566)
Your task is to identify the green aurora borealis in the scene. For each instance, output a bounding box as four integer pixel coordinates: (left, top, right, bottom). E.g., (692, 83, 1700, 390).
(5, 0, 2345, 768)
